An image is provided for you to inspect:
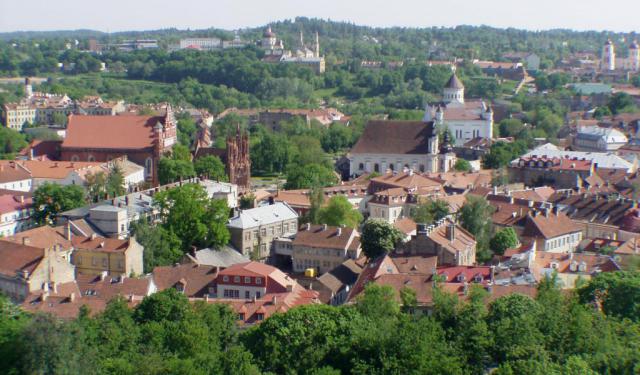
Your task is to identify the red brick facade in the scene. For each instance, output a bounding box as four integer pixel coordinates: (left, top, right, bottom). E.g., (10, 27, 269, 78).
(60, 105, 177, 186)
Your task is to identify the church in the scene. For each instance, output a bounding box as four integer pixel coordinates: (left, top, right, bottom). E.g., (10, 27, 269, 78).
(601, 39, 640, 72)
(348, 72, 495, 177)
(60, 104, 177, 186)
(423, 72, 494, 146)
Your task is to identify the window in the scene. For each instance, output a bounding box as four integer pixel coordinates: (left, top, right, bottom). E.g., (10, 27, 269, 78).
(244, 277, 251, 284)
(358, 163, 364, 170)
(92, 257, 97, 266)
(223, 276, 229, 282)
(245, 291, 250, 299)
(256, 313, 265, 321)
(76, 256, 82, 265)
(88, 155, 95, 162)
(256, 291, 261, 299)
(233, 276, 240, 283)
(102, 258, 107, 267)
(256, 277, 262, 285)
(374, 163, 380, 173)
(238, 313, 245, 321)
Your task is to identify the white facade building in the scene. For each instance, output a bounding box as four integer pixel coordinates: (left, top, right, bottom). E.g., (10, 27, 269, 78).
(574, 126, 628, 152)
(423, 73, 493, 146)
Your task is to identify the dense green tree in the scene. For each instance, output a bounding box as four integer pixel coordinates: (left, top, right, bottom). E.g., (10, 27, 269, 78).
(0, 127, 28, 159)
(153, 183, 230, 251)
(130, 218, 183, 272)
(84, 171, 107, 203)
(284, 163, 339, 189)
(33, 183, 85, 224)
(411, 199, 450, 224)
(194, 155, 227, 181)
(483, 140, 528, 169)
(490, 227, 519, 256)
(158, 157, 196, 185)
(106, 164, 126, 198)
(608, 92, 637, 114)
(360, 219, 404, 259)
(317, 195, 363, 228)
(459, 195, 495, 262)
(578, 271, 640, 321)
(453, 158, 472, 172)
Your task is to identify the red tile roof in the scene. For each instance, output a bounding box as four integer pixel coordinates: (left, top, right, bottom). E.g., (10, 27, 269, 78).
(351, 120, 437, 155)
(62, 115, 162, 149)
(152, 263, 218, 298)
(0, 240, 44, 277)
(293, 224, 359, 250)
(523, 211, 582, 239)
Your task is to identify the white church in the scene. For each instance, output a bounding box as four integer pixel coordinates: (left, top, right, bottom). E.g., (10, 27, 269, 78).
(348, 72, 494, 177)
(423, 72, 494, 146)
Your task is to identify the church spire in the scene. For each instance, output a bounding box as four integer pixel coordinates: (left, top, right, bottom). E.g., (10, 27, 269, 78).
(314, 31, 320, 58)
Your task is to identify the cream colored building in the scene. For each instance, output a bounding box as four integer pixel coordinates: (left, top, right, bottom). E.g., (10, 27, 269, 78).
(71, 235, 144, 276)
(292, 224, 361, 274)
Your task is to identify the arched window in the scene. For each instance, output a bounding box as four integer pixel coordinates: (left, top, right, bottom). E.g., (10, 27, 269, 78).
(389, 164, 395, 171)
(70, 155, 80, 162)
(145, 157, 153, 176)
(87, 155, 95, 162)
(374, 163, 380, 173)
(358, 163, 364, 171)
(419, 164, 425, 172)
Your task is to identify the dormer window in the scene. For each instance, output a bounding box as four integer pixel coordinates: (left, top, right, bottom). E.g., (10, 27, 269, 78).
(244, 277, 251, 284)
(234, 276, 240, 283)
(256, 277, 262, 285)
(222, 276, 229, 282)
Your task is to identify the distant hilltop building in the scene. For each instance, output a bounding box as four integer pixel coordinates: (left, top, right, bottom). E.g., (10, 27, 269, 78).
(175, 33, 246, 51)
(260, 26, 325, 73)
(601, 39, 640, 72)
(423, 72, 494, 146)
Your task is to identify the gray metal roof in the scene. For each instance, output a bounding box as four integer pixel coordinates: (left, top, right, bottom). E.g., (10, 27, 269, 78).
(191, 246, 249, 268)
(227, 202, 298, 229)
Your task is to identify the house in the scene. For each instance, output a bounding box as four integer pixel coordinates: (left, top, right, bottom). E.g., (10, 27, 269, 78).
(227, 202, 299, 260)
(71, 234, 144, 276)
(3, 224, 73, 260)
(200, 180, 239, 209)
(532, 251, 620, 288)
(0, 193, 35, 237)
(0, 161, 32, 192)
(21, 273, 154, 319)
(271, 183, 369, 217)
(573, 126, 628, 152)
(509, 155, 596, 189)
(400, 218, 477, 266)
(291, 224, 361, 274)
(60, 105, 178, 185)
(0, 240, 75, 302)
(514, 145, 636, 173)
(0, 159, 103, 189)
(312, 258, 364, 305)
(180, 246, 250, 269)
(522, 209, 583, 253)
(152, 263, 219, 298)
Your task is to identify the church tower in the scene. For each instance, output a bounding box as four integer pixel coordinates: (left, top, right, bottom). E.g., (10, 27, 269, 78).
(226, 124, 251, 190)
(438, 129, 457, 173)
(442, 73, 464, 105)
(262, 26, 277, 50)
(24, 77, 33, 98)
(630, 40, 640, 71)
(602, 39, 616, 71)
(314, 31, 320, 58)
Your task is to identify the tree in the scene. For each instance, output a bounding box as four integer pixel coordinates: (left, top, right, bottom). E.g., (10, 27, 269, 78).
(305, 182, 324, 224)
(317, 196, 363, 229)
(453, 158, 472, 172)
(483, 141, 528, 169)
(459, 195, 495, 262)
(85, 171, 107, 203)
(0, 126, 28, 159)
(106, 164, 126, 198)
(284, 163, 338, 189)
(411, 199, 449, 224)
(194, 155, 227, 181)
(577, 271, 640, 321)
(608, 92, 637, 114)
(130, 218, 183, 272)
(239, 194, 255, 209)
(361, 219, 404, 259)
(51, 112, 68, 126)
(158, 158, 196, 185)
(499, 118, 525, 137)
(490, 227, 519, 256)
(33, 183, 85, 224)
(154, 183, 230, 251)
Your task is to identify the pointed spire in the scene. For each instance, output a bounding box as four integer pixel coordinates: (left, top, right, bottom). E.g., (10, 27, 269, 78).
(299, 30, 304, 49)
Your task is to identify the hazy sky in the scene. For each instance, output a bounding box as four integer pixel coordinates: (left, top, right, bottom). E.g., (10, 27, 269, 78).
(1, 0, 639, 33)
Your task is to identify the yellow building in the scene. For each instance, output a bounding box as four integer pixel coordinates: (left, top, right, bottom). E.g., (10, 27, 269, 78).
(71, 235, 143, 276)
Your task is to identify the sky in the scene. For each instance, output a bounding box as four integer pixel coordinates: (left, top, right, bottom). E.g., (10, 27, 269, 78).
(1, 0, 639, 33)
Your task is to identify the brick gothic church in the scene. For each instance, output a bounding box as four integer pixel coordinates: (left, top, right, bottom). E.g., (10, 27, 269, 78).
(60, 105, 177, 186)
(194, 124, 251, 190)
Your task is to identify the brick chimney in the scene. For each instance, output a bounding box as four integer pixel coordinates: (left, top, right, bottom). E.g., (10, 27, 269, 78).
(66, 222, 72, 241)
(22, 237, 30, 245)
(446, 223, 455, 242)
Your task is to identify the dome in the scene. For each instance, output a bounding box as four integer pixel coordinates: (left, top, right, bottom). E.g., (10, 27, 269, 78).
(263, 26, 276, 38)
(445, 73, 464, 90)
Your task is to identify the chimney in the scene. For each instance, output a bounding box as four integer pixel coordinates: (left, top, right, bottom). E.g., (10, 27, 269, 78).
(306, 222, 311, 231)
(336, 227, 342, 236)
(66, 222, 72, 241)
(190, 246, 197, 257)
(446, 223, 456, 242)
(90, 233, 98, 240)
(120, 275, 126, 284)
(544, 208, 550, 217)
(69, 293, 76, 302)
(100, 271, 108, 281)
(52, 283, 58, 294)
(22, 237, 30, 246)
(128, 294, 134, 302)
(322, 224, 327, 231)
(272, 296, 277, 305)
(19, 195, 24, 203)
(204, 294, 209, 302)
(528, 200, 534, 208)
